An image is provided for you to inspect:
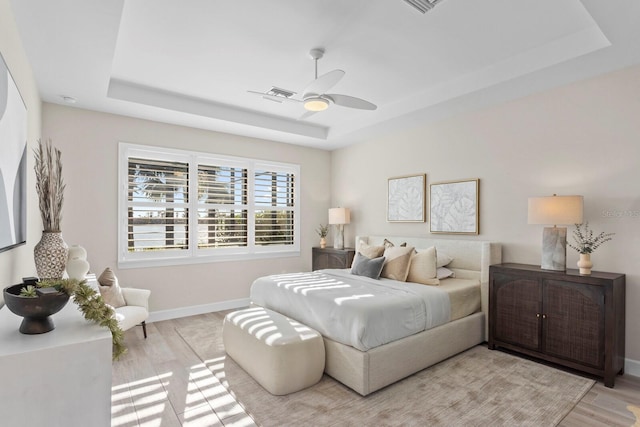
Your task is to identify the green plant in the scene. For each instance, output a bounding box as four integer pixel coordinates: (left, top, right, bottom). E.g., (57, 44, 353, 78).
(20, 278, 126, 360)
(34, 139, 65, 232)
(568, 222, 614, 254)
(19, 285, 38, 297)
(316, 224, 329, 238)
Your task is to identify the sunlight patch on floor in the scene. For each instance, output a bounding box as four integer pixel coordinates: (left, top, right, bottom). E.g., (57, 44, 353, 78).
(112, 357, 256, 426)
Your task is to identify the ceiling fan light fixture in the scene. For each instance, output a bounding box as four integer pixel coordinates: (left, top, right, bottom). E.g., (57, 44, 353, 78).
(304, 97, 329, 112)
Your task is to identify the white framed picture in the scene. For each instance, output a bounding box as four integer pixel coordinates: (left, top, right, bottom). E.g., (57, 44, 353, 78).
(387, 174, 426, 222)
(0, 52, 28, 253)
(430, 179, 479, 234)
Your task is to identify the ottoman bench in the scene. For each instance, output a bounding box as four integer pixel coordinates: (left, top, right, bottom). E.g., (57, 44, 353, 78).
(223, 307, 325, 395)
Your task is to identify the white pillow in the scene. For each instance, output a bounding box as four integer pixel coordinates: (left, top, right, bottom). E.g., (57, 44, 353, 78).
(436, 251, 454, 268)
(407, 246, 439, 286)
(437, 267, 455, 279)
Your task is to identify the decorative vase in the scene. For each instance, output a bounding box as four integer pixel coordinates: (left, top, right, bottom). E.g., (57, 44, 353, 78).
(577, 253, 593, 275)
(3, 284, 70, 334)
(320, 237, 327, 248)
(67, 245, 87, 260)
(67, 258, 90, 281)
(66, 245, 90, 280)
(34, 231, 69, 280)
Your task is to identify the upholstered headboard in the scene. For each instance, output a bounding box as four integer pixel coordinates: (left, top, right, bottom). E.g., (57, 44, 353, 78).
(355, 235, 502, 340)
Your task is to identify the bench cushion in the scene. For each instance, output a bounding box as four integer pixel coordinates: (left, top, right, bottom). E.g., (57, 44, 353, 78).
(223, 307, 325, 395)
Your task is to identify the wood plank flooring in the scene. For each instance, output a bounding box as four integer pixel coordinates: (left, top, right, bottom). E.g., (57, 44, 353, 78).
(112, 313, 640, 427)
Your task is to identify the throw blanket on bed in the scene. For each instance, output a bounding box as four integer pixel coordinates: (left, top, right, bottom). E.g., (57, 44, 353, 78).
(250, 269, 451, 351)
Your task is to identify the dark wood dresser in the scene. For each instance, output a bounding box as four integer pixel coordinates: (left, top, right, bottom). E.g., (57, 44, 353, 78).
(312, 247, 355, 270)
(488, 263, 625, 387)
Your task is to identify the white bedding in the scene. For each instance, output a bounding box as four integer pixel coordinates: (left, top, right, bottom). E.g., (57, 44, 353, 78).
(250, 269, 451, 351)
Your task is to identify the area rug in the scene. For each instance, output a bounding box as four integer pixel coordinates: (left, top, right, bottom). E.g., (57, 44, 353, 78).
(176, 321, 594, 427)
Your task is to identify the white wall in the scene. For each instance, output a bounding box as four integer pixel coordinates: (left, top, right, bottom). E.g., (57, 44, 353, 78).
(0, 0, 42, 295)
(42, 104, 331, 315)
(332, 64, 640, 362)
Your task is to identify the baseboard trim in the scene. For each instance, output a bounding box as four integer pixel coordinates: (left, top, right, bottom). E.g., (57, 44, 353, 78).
(625, 357, 640, 378)
(147, 298, 250, 323)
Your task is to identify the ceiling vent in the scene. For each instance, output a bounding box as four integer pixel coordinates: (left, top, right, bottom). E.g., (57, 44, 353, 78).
(267, 87, 296, 98)
(403, 0, 445, 14)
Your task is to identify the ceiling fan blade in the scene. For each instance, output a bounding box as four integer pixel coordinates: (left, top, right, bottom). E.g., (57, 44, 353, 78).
(298, 110, 319, 121)
(326, 94, 377, 110)
(247, 90, 301, 104)
(302, 69, 345, 97)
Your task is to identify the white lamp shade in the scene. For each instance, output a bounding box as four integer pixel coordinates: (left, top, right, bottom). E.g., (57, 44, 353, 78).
(328, 208, 351, 225)
(528, 195, 583, 225)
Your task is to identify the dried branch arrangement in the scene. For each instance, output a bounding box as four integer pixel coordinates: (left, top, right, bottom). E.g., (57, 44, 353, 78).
(34, 139, 65, 232)
(568, 222, 614, 254)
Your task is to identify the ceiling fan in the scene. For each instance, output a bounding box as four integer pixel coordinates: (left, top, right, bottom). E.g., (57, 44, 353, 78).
(248, 48, 377, 119)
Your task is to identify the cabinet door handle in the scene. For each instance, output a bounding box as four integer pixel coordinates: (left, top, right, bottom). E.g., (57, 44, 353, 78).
(542, 314, 547, 319)
(536, 313, 540, 318)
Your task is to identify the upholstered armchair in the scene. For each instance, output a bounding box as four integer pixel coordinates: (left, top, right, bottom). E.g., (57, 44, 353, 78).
(114, 287, 151, 338)
(93, 268, 151, 339)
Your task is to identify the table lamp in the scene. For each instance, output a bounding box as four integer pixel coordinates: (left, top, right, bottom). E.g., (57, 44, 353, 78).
(528, 195, 583, 271)
(328, 207, 351, 249)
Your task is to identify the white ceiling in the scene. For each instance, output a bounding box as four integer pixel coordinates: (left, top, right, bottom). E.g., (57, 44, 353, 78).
(9, 0, 640, 150)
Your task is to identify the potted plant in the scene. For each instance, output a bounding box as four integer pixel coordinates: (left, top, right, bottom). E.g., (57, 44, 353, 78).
(3, 278, 126, 359)
(316, 224, 329, 248)
(567, 222, 614, 275)
(33, 139, 68, 279)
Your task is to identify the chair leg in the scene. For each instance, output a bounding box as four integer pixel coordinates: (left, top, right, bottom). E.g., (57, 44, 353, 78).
(141, 321, 147, 339)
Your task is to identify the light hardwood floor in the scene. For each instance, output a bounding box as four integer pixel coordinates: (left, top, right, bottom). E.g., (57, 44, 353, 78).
(112, 313, 640, 427)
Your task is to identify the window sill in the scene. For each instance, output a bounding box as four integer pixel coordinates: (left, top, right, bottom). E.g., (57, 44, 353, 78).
(117, 250, 301, 269)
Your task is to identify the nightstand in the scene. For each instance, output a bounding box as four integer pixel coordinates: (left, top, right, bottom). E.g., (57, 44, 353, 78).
(312, 247, 355, 270)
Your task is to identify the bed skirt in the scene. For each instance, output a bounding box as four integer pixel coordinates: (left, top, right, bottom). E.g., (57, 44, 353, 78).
(323, 312, 484, 396)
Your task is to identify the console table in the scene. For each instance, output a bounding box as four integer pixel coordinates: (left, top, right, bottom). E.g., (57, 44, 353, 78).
(488, 263, 625, 387)
(0, 282, 112, 426)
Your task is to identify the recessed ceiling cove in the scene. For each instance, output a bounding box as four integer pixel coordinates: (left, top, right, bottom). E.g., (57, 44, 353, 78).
(11, 0, 640, 149)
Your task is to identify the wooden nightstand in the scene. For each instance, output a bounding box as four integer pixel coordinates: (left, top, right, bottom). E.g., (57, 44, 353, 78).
(312, 247, 355, 270)
(488, 263, 625, 387)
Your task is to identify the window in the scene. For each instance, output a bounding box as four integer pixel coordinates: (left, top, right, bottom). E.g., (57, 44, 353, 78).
(119, 144, 300, 267)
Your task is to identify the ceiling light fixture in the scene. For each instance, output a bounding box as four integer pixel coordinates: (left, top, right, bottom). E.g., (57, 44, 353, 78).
(303, 97, 329, 112)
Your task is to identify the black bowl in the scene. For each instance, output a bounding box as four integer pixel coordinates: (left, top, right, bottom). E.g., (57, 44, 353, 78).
(3, 284, 70, 334)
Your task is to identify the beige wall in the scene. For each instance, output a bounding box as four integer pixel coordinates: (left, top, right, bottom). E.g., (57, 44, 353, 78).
(5, 0, 638, 364)
(332, 64, 640, 362)
(0, 0, 42, 293)
(42, 104, 331, 313)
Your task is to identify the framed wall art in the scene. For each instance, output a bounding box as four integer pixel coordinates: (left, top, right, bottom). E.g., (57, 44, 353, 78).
(0, 52, 28, 253)
(387, 174, 426, 222)
(430, 179, 479, 234)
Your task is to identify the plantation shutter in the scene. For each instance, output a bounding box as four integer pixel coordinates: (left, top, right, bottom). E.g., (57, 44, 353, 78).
(126, 157, 189, 252)
(254, 169, 295, 246)
(197, 164, 248, 249)
(119, 143, 300, 267)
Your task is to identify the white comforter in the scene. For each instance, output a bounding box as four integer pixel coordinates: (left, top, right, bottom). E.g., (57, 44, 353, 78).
(250, 269, 451, 351)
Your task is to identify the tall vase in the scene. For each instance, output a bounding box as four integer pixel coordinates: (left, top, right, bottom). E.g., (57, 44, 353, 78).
(577, 253, 593, 275)
(34, 231, 69, 280)
(320, 237, 327, 248)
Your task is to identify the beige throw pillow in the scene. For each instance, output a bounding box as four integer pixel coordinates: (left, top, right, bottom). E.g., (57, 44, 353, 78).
(357, 240, 385, 259)
(407, 247, 440, 286)
(97, 267, 126, 308)
(381, 246, 415, 281)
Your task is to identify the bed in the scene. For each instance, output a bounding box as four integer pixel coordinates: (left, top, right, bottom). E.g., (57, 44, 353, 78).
(250, 235, 502, 395)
